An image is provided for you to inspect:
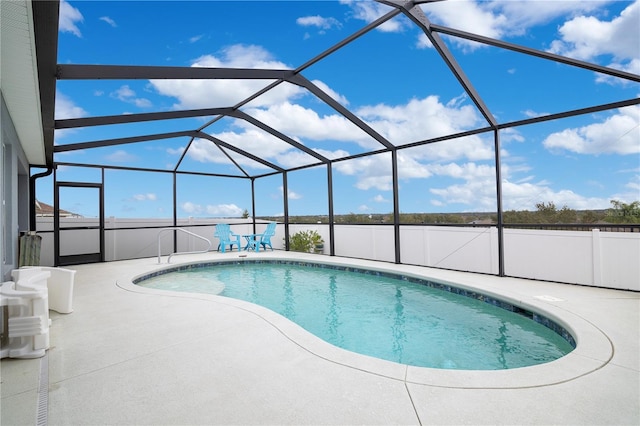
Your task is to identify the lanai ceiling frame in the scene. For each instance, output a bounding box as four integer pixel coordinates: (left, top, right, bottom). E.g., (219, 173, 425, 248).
(51, 0, 640, 176)
(41, 0, 640, 173)
(50, 4, 409, 176)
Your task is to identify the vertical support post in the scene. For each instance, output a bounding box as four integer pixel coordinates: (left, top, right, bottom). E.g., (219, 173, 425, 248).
(591, 228, 602, 286)
(250, 177, 256, 234)
(327, 163, 335, 256)
(99, 168, 105, 262)
(493, 129, 505, 277)
(108, 216, 116, 261)
(172, 173, 177, 254)
(283, 172, 290, 250)
(391, 150, 401, 264)
(53, 166, 59, 266)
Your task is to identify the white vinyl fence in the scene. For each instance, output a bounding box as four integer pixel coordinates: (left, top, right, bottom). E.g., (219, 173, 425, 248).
(35, 218, 639, 291)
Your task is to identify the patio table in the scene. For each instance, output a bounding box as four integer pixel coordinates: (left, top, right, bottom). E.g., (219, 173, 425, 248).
(240, 233, 263, 251)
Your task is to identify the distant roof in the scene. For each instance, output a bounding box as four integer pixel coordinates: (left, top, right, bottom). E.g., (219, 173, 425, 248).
(35, 200, 77, 217)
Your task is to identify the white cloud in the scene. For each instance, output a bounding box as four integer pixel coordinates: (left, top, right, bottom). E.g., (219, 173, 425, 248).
(181, 201, 202, 214)
(355, 95, 484, 148)
(427, 160, 640, 213)
(333, 154, 431, 191)
(486, 1, 608, 32)
(59, 0, 83, 37)
(180, 202, 244, 217)
(275, 150, 324, 169)
(417, 1, 640, 82)
(99, 16, 117, 27)
(315, 94, 493, 190)
(522, 109, 550, 119)
(131, 193, 157, 201)
(426, 161, 617, 211)
(186, 139, 242, 166)
(548, 1, 639, 63)
(542, 106, 640, 155)
(105, 150, 137, 163)
(166, 146, 185, 156)
(205, 204, 243, 216)
(189, 34, 204, 43)
(313, 148, 351, 160)
(396, 152, 432, 180)
(597, 58, 640, 83)
(310, 79, 349, 106)
(296, 15, 341, 31)
(150, 45, 302, 109)
(245, 102, 367, 145)
(422, 0, 507, 40)
(55, 92, 87, 120)
(54, 92, 88, 141)
(429, 162, 496, 180)
(152, 47, 484, 167)
(187, 130, 294, 171)
(279, 186, 302, 200)
(373, 194, 389, 203)
(501, 180, 613, 211)
(113, 85, 135, 99)
(415, 0, 614, 52)
(611, 174, 640, 204)
(428, 162, 498, 210)
(340, 0, 405, 32)
(111, 85, 152, 109)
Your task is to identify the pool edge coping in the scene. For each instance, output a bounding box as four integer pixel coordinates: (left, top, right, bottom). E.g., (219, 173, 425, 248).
(116, 253, 614, 390)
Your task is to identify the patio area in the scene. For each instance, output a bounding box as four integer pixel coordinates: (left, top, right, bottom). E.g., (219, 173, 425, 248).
(1, 251, 638, 425)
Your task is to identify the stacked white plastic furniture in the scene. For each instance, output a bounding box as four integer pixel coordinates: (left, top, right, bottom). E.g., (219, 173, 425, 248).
(1, 267, 76, 359)
(12, 267, 76, 314)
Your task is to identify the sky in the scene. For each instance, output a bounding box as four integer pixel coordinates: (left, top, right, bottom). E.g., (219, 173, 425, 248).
(42, 0, 640, 219)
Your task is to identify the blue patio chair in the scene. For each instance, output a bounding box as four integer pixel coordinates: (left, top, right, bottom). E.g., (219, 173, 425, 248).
(247, 222, 276, 252)
(214, 223, 241, 253)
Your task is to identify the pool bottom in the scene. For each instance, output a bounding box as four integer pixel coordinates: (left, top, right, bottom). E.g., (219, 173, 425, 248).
(134, 259, 576, 351)
(121, 254, 613, 388)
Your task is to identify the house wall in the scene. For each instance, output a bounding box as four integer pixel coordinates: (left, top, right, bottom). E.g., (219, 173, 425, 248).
(0, 94, 31, 281)
(34, 218, 640, 291)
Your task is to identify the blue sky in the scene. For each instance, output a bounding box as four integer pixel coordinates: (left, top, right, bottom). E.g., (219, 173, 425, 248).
(43, 0, 639, 219)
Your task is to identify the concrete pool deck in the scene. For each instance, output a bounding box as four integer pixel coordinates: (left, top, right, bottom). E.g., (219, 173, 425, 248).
(2, 251, 639, 425)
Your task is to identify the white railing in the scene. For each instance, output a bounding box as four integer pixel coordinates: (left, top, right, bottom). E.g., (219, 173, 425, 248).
(157, 227, 212, 264)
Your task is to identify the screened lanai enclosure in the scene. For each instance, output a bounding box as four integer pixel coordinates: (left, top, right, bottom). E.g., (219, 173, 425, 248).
(27, 0, 639, 288)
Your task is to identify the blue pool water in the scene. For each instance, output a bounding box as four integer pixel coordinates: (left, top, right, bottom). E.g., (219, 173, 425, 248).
(136, 261, 574, 370)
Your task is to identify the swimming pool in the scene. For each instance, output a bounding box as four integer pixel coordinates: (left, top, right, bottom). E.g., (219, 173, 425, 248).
(135, 259, 575, 370)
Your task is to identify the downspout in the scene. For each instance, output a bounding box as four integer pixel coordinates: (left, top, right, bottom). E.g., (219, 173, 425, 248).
(29, 166, 53, 232)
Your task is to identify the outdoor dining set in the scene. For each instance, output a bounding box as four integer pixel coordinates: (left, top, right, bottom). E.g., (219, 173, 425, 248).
(214, 222, 276, 253)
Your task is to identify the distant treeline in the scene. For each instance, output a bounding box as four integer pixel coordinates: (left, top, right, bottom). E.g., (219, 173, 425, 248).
(257, 200, 640, 226)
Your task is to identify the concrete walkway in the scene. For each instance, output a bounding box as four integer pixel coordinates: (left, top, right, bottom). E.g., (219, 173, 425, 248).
(2, 252, 638, 425)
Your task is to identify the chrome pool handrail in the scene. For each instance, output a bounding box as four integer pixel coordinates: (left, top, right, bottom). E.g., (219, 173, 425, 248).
(157, 227, 212, 264)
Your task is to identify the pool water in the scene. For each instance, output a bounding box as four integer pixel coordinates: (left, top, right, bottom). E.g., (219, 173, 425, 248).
(137, 262, 574, 370)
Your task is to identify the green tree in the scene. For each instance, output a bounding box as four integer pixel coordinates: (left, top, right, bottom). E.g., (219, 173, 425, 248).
(557, 205, 577, 223)
(503, 209, 535, 224)
(606, 200, 640, 224)
(580, 210, 602, 224)
(535, 202, 558, 223)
